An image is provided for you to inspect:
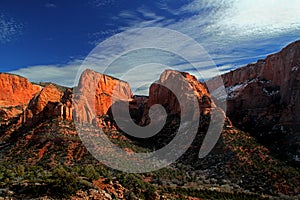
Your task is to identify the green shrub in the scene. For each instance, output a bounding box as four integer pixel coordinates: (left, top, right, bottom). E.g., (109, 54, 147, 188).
(82, 164, 100, 180)
(49, 166, 80, 197)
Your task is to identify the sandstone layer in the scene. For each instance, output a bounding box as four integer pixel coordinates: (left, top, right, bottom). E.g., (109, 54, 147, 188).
(146, 70, 214, 117)
(0, 73, 42, 107)
(73, 69, 133, 124)
(223, 40, 300, 133)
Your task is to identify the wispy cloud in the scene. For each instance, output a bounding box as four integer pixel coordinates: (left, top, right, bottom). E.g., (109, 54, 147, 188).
(175, 0, 300, 37)
(116, 8, 171, 30)
(11, 27, 222, 94)
(75, 27, 223, 95)
(88, 29, 120, 46)
(81, 0, 300, 94)
(90, 0, 116, 7)
(115, 0, 300, 66)
(0, 13, 23, 43)
(45, 3, 57, 8)
(9, 60, 82, 87)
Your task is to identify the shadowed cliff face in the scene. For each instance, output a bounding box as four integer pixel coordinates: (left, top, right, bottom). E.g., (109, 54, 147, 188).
(223, 41, 300, 131)
(222, 40, 300, 162)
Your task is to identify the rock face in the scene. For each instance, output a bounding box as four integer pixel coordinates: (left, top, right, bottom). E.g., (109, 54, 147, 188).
(28, 84, 62, 115)
(128, 95, 148, 124)
(146, 70, 214, 117)
(0, 69, 134, 128)
(25, 84, 73, 125)
(223, 40, 300, 133)
(0, 73, 42, 107)
(0, 106, 24, 127)
(222, 40, 300, 162)
(137, 70, 227, 156)
(140, 70, 215, 127)
(73, 69, 133, 124)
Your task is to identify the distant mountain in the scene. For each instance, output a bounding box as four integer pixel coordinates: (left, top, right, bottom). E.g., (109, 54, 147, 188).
(0, 41, 300, 199)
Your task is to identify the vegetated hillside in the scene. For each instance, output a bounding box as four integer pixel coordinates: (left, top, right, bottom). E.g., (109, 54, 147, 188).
(1, 111, 299, 199)
(0, 66, 299, 199)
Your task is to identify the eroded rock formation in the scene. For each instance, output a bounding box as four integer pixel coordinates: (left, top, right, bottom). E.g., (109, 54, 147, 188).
(73, 69, 133, 124)
(145, 70, 214, 119)
(0, 73, 42, 107)
(25, 84, 73, 125)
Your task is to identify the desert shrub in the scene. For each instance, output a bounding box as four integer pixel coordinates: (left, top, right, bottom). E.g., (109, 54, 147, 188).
(82, 164, 99, 180)
(118, 173, 156, 199)
(49, 166, 80, 197)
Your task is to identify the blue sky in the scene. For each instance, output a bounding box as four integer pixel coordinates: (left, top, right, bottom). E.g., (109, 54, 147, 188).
(1, 0, 300, 94)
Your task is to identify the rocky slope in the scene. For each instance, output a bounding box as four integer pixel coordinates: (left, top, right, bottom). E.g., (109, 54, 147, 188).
(221, 40, 300, 162)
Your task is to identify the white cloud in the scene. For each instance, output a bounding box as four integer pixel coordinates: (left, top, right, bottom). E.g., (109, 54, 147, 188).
(8, 58, 233, 96)
(0, 13, 23, 43)
(117, 63, 171, 95)
(176, 0, 300, 40)
(80, 0, 300, 95)
(9, 61, 81, 87)
(111, 0, 300, 73)
(118, 10, 137, 19)
(212, 0, 300, 37)
(88, 29, 120, 46)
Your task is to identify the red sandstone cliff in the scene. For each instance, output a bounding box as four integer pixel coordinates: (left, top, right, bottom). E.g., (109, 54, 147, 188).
(147, 70, 214, 116)
(0, 73, 42, 107)
(73, 69, 133, 124)
(25, 84, 73, 125)
(0, 69, 134, 128)
(140, 70, 216, 126)
(28, 84, 63, 115)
